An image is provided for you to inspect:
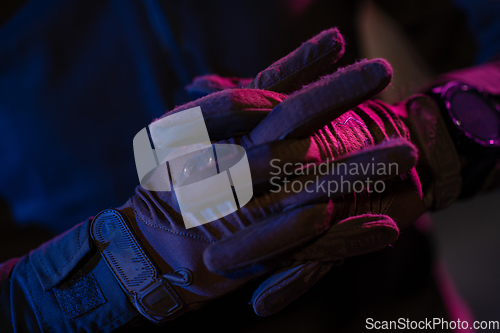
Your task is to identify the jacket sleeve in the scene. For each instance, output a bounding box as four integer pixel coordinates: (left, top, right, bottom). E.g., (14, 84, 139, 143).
(424, 59, 500, 94)
(0, 218, 140, 332)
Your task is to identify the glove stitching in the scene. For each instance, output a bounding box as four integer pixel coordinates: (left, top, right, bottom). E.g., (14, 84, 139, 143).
(133, 211, 215, 244)
(55, 226, 87, 274)
(25, 259, 54, 333)
(37, 224, 90, 282)
(37, 251, 51, 281)
(56, 234, 90, 276)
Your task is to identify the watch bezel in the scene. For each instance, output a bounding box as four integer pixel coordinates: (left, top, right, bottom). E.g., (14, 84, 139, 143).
(431, 81, 500, 147)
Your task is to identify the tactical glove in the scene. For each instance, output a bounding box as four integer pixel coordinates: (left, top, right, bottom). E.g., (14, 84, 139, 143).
(92, 29, 412, 322)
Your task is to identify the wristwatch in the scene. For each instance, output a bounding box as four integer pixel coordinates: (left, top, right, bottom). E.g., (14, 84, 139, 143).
(426, 81, 500, 197)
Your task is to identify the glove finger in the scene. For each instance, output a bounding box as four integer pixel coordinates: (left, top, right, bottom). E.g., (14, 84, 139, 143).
(292, 214, 399, 262)
(251, 261, 336, 317)
(186, 28, 344, 97)
(204, 140, 415, 274)
(157, 88, 286, 141)
(204, 203, 335, 274)
(160, 138, 415, 233)
(247, 138, 418, 193)
(175, 135, 417, 197)
(246, 58, 393, 147)
(175, 137, 416, 235)
(177, 137, 416, 224)
(250, 215, 398, 317)
(246, 28, 345, 94)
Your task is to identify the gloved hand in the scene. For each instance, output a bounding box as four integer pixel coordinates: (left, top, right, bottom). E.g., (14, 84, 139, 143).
(203, 94, 458, 316)
(200, 40, 464, 317)
(186, 27, 347, 99)
(91, 28, 416, 323)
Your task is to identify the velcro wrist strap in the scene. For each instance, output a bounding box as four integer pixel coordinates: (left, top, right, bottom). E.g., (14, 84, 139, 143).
(406, 95, 462, 209)
(90, 209, 185, 323)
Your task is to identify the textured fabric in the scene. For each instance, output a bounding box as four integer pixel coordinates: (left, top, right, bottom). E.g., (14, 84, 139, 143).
(0, 220, 139, 332)
(206, 94, 448, 315)
(53, 270, 106, 319)
(114, 56, 412, 320)
(29, 219, 93, 291)
(247, 28, 345, 93)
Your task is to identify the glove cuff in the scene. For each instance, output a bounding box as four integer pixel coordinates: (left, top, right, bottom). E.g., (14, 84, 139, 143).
(91, 209, 193, 323)
(10, 219, 141, 332)
(405, 94, 462, 209)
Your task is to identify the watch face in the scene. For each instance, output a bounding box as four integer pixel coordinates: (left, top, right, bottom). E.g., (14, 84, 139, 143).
(451, 90, 499, 140)
(445, 83, 500, 147)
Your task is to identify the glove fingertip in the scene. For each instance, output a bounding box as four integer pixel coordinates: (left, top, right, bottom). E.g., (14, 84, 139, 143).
(252, 262, 333, 317)
(203, 244, 228, 275)
(323, 214, 400, 259)
(352, 58, 393, 95)
(247, 27, 346, 93)
(371, 58, 393, 81)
